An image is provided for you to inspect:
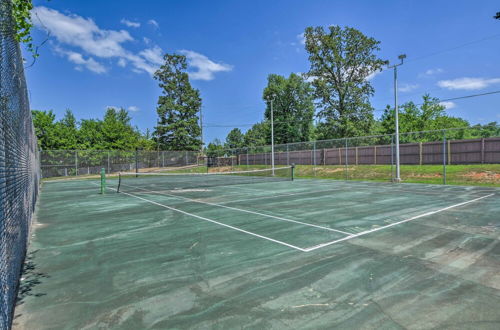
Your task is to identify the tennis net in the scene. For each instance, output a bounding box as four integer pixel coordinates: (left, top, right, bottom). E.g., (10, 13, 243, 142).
(117, 166, 294, 193)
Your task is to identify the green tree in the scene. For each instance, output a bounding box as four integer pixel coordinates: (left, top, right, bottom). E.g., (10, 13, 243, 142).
(31, 110, 57, 149)
(138, 128, 157, 150)
(244, 122, 270, 147)
(55, 109, 78, 149)
(263, 73, 315, 144)
(78, 119, 104, 149)
(101, 107, 141, 149)
(225, 128, 245, 149)
(380, 95, 470, 142)
(470, 122, 500, 138)
(206, 139, 226, 157)
(304, 25, 387, 139)
(154, 53, 202, 151)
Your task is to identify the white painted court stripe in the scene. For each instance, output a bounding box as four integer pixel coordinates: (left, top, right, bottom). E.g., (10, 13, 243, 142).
(303, 193, 495, 252)
(120, 183, 352, 235)
(117, 189, 308, 252)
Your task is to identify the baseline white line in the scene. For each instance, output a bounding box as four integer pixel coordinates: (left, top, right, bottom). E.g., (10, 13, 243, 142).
(120, 183, 352, 235)
(115, 189, 308, 252)
(303, 193, 494, 252)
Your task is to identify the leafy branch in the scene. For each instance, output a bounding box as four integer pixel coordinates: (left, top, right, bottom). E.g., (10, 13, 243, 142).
(11, 0, 38, 58)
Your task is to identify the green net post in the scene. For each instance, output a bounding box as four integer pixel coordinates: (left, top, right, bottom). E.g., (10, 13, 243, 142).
(291, 163, 295, 181)
(100, 168, 106, 194)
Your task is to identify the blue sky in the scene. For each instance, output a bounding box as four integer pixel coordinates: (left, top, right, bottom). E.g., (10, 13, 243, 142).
(27, 0, 500, 144)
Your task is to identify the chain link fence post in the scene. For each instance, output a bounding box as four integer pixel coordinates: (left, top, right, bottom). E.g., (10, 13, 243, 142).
(391, 134, 395, 182)
(443, 130, 447, 185)
(345, 138, 348, 180)
(313, 141, 317, 177)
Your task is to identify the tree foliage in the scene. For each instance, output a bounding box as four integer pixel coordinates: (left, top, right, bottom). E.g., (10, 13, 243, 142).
(379, 95, 470, 142)
(206, 139, 226, 157)
(243, 122, 270, 147)
(154, 53, 202, 151)
(304, 25, 387, 139)
(262, 73, 315, 144)
(9, 0, 37, 58)
(225, 128, 245, 149)
(32, 108, 152, 150)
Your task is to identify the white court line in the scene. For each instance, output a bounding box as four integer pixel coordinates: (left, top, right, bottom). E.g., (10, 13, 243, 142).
(120, 183, 352, 235)
(218, 183, 496, 206)
(303, 193, 495, 252)
(115, 188, 308, 252)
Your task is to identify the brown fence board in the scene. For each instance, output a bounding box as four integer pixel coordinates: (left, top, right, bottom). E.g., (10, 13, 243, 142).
(240, 136, 500, 166)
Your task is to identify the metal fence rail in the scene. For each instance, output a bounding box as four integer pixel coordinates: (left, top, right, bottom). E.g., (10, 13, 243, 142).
(0, 0, 41, 328)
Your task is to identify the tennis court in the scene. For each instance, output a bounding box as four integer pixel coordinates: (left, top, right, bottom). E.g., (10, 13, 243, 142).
(13, 169, 500, 329)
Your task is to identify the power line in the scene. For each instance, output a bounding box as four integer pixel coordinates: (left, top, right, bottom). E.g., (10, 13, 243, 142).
(406, 33, 500, 63)
(437, 90, 500, 102)
(202, 90, 500, 128)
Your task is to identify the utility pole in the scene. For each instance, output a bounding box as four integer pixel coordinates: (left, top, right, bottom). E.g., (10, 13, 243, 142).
(200, 107, 203, 154)
(388, 54, 406, 183)
(270, 95, 276, 175)
(156, 118, 160, 167)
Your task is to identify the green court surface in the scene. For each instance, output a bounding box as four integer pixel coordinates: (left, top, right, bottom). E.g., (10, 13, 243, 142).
(14, 177, 500, 329)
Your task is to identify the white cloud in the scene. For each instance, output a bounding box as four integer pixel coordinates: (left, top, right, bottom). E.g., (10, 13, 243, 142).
(105, 105, 139, 112)
(180, 50, 233, 81)
(296, 72, 316, 83)
(143, 37, 151, 45)
(439, 101, 456, 109)
(54, 47, 106, 73)
(120, 18, 140, 28)
(148, 19, 159, 28)
(422, 68, 443, 76)
(32, 6, 162, 75)
(399, 83, 419, 92)
(139, 46, 163, 66)
(366, 70, 382, 81)
(438, 77, 500, 90)
(117, 58, 126, 67)
(297, 33, 305, 45)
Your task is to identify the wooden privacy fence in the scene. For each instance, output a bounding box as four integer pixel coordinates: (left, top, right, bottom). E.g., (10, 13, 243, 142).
(238, 137, 500, 166)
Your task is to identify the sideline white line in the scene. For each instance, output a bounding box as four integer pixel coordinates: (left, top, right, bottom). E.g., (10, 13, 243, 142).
(120, 183, 352, 235)
(303, 193, 495, 252)
(115, 189, 308, 252)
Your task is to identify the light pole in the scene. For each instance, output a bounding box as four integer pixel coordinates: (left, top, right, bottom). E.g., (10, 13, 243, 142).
(269, 94, 276, 175)
(388, 54, 406, 182)
(200, 107, 204, 154)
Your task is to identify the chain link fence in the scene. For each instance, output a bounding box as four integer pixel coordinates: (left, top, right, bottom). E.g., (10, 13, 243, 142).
(1, 0, 41, 328)
(226, 126, 500, 185)
(40, 150, 200, 178)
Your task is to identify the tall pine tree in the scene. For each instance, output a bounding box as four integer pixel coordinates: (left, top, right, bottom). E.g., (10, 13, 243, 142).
(154, 53, 202, 151)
